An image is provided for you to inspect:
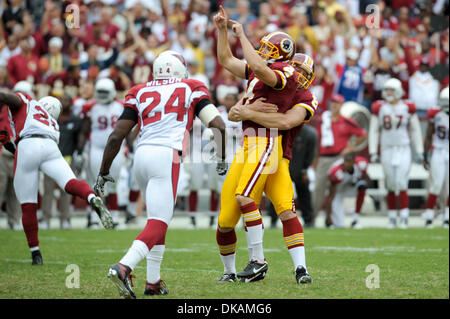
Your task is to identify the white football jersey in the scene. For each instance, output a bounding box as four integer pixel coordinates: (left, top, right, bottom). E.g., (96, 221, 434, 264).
(371, 99, 416, 148)
(19, 99, 60, 142)
(124, 78, 211, 152)
(328, 156, 368, 188)
(429, 109, 449, 151)
(81, 100, 124, 149)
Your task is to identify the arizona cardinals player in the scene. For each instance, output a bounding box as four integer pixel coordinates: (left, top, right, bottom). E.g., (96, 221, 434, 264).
(0, 92, 113, 265)
(95, 51, 226, 299)
(423, 87, 449, 228)
(369, 78, 424, 229)
(79, 78, 126, 228)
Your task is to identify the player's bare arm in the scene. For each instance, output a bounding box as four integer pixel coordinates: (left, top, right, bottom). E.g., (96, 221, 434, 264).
(0, 92, 23, 111)
(229, 20, 278, 87)
(207, 115, 227, 161)
(99, 119, 136, 176)
(214, 6, 246, 79)
(423, 120, 435, 170)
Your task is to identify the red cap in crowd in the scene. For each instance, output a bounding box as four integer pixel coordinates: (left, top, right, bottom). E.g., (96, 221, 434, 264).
(331, 94, 345, 103)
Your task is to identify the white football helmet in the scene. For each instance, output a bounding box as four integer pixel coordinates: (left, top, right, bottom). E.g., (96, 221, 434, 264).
(382, 78, 404, 103)
(438, 86, 449, 112)
(152, 50, 188, 80)
(13, 81, 34, 98)
(95, 78, 116, 105)
(38, 96, 62, 120)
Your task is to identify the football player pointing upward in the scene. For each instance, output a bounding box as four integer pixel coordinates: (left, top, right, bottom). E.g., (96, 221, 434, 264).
(96, 51, 226, 299)
(214, 6, 299, 282)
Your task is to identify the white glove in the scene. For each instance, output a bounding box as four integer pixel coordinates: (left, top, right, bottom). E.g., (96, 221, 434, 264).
(94, 173, 115, 196)
(370, 153, 379, 163)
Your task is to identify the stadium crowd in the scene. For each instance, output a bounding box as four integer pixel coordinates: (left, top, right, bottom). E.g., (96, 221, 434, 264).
(0, 0, 449, 230)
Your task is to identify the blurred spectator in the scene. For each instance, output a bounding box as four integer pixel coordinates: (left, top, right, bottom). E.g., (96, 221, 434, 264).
(287, 7, 318, 52)
(229, 0, 257, 29)
(188, 59, 209, 88)
(336, 48, 365, 103)
(0, 34, 21, 68)
(312, 94, 367, 226)
(1, 0, 28, 35)
(409, 57, 440, 115)
(7, 37, 40, 84)
(44, 37, 70, 76)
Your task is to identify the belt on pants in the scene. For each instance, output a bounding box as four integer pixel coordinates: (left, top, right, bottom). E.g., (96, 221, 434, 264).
(18, 134, 57, 144)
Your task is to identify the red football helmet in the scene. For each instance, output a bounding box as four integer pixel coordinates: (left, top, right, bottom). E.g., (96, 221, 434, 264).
(290, 53, 315, 89)
(257, 31, 296, 63)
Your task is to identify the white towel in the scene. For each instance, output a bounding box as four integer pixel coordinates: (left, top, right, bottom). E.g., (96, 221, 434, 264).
(321, 111, 335, 147)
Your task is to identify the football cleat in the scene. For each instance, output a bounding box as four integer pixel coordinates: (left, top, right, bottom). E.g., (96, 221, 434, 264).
(388, 218, 397, 229)
(399, 218, 408, 229)
(237, 260, 268, 282)
(351, 220, 362, 229)
(107, 263, 136, 299)
(295, 266, 312, 284)
(443, 220, 449, 229)
(425, 220, 433, 229)
(90, 196, 114, 230)
(144, 279, 168, 295)
(31, 250, 43, 266)
(218, 273, 237, 283)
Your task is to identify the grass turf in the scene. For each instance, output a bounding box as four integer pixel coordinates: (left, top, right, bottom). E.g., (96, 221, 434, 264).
(0, 227, 448, 299)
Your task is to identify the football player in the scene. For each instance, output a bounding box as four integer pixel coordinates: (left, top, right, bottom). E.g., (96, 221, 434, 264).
(326, 153, 370, 229)
(0, 92, 113, 265)
(78, 78, 126, 228)
(213, 6, 300, 283)
(228, 53, 317, 284)
(423, 87, 449, 228)
(95, 51, 226, 298)
(369, 78, 424, 229)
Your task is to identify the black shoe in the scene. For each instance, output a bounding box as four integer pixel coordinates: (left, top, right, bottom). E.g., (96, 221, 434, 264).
(144, 279, 168, 295)
(209, 216, 215, 228)
(218, 273, 236, 283)
(31, 250, 43, 266)
(237, 260, 268, 282)
(443, 220, 449, 229)
(425, 219, 433, 228)
(125, 211, 137, 224)
(90, 197, 114, 229)
(295, 266, 312, 284)
(107, 263, 136, 299)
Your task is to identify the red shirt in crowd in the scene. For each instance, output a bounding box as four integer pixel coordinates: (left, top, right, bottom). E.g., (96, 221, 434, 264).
(7, 53, 40, 85)
(316, 114, 367, 156)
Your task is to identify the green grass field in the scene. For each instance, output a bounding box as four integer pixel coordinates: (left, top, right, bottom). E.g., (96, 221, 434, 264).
(0, 227, 448, 299)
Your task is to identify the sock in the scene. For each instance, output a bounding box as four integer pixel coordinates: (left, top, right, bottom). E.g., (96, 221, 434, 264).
(189, 191, 198, 212)
(398, 191, 409, 210)
(64, 179, 95, 202)
(355, 189, 366, 214)
(216, 228, 237, 274)
(424, 209, 434, 221)
(210, 190, 219, 212)
(445, 198, 449, 222)
(244, 226, 253, 261)
(426, 193, 438, 210)
(128, 190, 140, 217)
(30, 246, 40, 252)
(146, 244, 165, 284)
(388, 210, 397, 223)
(386, 191, 397, 210)
(240, 201, 265, 263)
(21, 203, 39, 248)
(119, 240, 149, 270)
(107, 193, 119, 211)
(282, 217, 306, 271)
(399, 208, 409, 220)
(135, 219, 168, 251)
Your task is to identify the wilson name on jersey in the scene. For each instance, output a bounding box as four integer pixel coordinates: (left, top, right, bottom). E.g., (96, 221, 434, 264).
(371, 100, 416, 148)
(124, 78, 211, 152)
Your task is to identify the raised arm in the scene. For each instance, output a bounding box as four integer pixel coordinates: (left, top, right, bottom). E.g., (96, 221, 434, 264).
(229, 20, 278, 87)
(0, 92, 23, 111)
(213, 6, 247, 79)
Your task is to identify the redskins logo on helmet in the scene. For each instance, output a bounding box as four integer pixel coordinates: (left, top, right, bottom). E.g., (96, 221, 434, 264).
(290, 53, 315, 89)
(257, 31, 296, 63)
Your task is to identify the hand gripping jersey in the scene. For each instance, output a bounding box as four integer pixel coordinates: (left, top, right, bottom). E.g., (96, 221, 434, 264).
(371, 99, 416, 148)
(124, 78, 211, 152)
(328, 156, 369, 187)
(242, 62, 299, 137)
(81, 100, 124, 149)
(282, 89, 318, 160)
(428, 108, 449, 152)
